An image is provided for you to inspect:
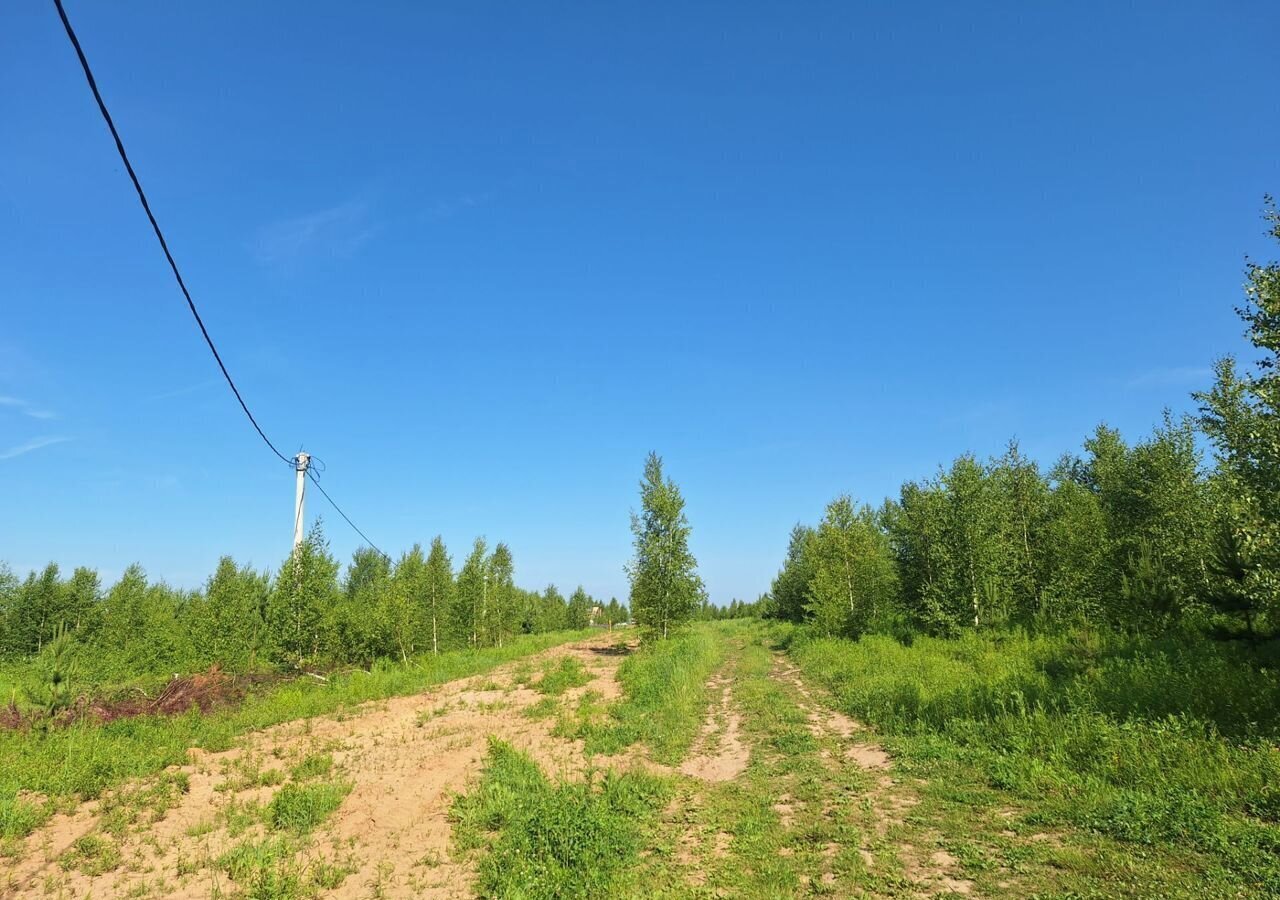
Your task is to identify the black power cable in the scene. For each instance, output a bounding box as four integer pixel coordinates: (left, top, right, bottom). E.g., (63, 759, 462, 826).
(54, 0, 392, 560)
(52, 0, 291, 466)
(307, 469, 391, 562)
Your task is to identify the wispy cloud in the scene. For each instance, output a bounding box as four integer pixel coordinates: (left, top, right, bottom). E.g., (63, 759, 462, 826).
(254, 200, 377, 265)
(0, 395, 56, 420)
(1126, 366, 1212, 390)
(0, 436, 70, 461)
(424, 191, 492, 220)
(145, 379, 219, 402)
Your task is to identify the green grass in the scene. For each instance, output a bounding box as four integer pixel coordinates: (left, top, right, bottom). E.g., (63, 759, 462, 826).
(0, 629, 588, 847)
(533, 656, 592, 695)
(574, 625, 723, 763)
(267, 781, 351, 834)
(216, 834, 355, 899)
(289, 752, 334, 782)
(451, 737, 671, 898)
(782, 623, 1280, 895)
(59, 833, 122, 876)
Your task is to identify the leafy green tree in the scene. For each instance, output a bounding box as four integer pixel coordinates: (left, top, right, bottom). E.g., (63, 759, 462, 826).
(96, 565, 187, 676)
(805, 497, 898, 637)
(386, 545, 428, 661)
(333, 547, 393, 663)
(487, 543, 516, 647)
(627, 452, 705, 640)
(455, 538, 490, 648)
(538, 585, 567, 632)
(266, 526, 341, 667)
(566, 586, 592, 629)
(991, 442, 1049, 620)
(1198, 198, 1280, 620)
(1038, 476, 1110, 625)
(770, 525, 816, 623)
(63, 567, 103, 638)
(422, 536, 454, 653)
(186, 557, 268, 671)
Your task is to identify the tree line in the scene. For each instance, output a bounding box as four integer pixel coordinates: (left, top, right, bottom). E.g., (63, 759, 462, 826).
(0, 527, 625, 681)
(768, 201, 1280, 640)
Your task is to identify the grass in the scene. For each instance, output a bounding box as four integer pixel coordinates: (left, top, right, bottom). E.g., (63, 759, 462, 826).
(216, 835, 355, 899)
(451, 737, 671, 898)
(533, 656, 592, 695)
(0, 628, 588, 846)
(267, 781, 352, 834)
(569, 627, 722, 763)
(782, 622, 1280, 896)
(289, 752, 333, 782)
(59, 833, 122, 876)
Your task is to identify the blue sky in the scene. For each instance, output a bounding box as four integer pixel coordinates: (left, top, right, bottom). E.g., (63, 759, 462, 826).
(2, 1, 1278, 603)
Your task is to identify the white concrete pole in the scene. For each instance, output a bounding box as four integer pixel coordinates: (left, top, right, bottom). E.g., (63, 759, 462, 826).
(293, 452, 311, 552)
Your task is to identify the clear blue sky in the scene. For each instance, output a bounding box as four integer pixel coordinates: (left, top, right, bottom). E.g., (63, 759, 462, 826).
(2, 1, 1277, 603)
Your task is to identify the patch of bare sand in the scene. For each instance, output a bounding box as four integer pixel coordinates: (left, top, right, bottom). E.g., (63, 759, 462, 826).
(678, 674, 749, 783)
(2, 634, 638, 900)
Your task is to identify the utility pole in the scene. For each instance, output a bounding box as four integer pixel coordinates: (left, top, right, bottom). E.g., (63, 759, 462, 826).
(293, 452, 311, 553)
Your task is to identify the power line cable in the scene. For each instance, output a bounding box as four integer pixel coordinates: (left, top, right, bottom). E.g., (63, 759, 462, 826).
(307, 469, 391, 561)
(52, 0, 291, 466)
(54, 0, 391, 558)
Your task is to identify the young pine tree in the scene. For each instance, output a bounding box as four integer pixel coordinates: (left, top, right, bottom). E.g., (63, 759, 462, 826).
(626, 452, 705, 640)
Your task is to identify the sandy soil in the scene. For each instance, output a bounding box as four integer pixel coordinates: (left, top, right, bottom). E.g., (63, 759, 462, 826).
(2, 633, 635, 900)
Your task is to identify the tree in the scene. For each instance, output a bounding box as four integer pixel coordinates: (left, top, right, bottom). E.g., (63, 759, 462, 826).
(422, 537, 454, 654)
(455, 539, 490, 648)
(266, 526, 341, 667)
(387, 545, 428, 661)
(487, 543, 516, 647)
(805, 497, 898, 638)
(1198, 198, 1280, 621)
(187, 557, 268, 671)
(627, 452, 705, 640)
(566, 586, 592, 629)
(770, 525, 816, 623)
(334, 547, 393, 663)
(539, 585, 567, 633)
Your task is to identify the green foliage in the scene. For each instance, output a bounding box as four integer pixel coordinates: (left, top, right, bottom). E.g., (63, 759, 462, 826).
(533, 657, 591, 695)
(451, 737, 670, 899)
(565, 586, 592, 630)
(185, 557, 269, 672)
(577, 627, 722, 763)
(267, 781, 351, 833)
(1198, 198, 1280, 621)
(23, 624, 77, 717)
(769, 525, 816, 623)
(805, 496, 898, 638)
(787, 625, 1280, 891)
(266, 527, 341, 667)
(627, 452, 705, 640)
(422, 536, 455, 653)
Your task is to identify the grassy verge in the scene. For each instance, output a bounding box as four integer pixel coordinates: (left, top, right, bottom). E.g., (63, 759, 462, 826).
(571, 624, 724, 764)
(0, 629, 589, 851)
(781, 622, 1280, 896)
(451, 737, 671, 898)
